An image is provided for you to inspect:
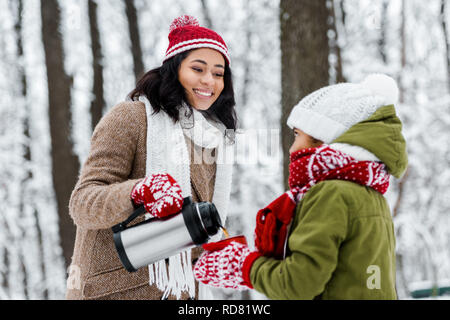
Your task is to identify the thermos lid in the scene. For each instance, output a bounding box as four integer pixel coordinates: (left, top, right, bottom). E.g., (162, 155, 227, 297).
(182, 197, 222, 245)
(196, 202, 221, 235)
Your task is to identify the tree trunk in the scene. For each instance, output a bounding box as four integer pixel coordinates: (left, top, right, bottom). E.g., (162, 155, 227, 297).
(12, 0, 29, 299)
(393, 167, 409, 218)
(393, 166, 410, 298)
(398, 0, 406, 104)
(88, 0, 106, 131)
(200, 0, 213, 29)
(440, 0, 450, 93)
(378, 0, 389, 64)
(125, 0, 144, 82)
(40, 0, 80, 270)
(280, 0, 330, 188)
(11, 0, 51, 299)
(338, 0, 346, 28)
(236, 0, 253, 301)
(329, 0, 345, 83)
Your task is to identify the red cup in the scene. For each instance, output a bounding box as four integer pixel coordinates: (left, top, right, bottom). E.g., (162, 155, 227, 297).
(202, 235, 247, 252)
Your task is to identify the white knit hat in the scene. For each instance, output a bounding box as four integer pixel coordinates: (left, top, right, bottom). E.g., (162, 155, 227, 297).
(287, 74, 399, 143)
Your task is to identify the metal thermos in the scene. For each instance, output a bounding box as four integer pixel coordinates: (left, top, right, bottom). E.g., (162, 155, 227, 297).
(112, 197, 222, 272)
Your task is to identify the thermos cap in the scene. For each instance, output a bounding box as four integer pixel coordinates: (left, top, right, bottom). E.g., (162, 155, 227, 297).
(196, 202, 222, 235)
(182, 199, 222, 245)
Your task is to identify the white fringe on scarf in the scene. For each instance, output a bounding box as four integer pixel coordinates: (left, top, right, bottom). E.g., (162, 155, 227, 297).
(140, 96, 233, 299)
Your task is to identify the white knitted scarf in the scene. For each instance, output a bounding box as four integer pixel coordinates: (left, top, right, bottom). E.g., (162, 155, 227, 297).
(139, 96, 233, 299)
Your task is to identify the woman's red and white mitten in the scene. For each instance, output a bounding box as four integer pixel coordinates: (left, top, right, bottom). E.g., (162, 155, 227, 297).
(193, 241, 261, 290)
(130, 173, 183, 218)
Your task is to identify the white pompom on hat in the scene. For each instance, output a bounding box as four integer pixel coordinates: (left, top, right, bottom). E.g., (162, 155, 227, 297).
(287, 74, 399, 143)
(361, 73, 399, 105)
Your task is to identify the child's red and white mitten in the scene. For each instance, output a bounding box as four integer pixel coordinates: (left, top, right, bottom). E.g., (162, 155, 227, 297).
(193, 241, 262, 290)
(130, 173, 183, 218)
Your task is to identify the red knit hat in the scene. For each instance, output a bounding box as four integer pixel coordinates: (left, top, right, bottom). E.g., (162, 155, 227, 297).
(164, 15, 230, 65)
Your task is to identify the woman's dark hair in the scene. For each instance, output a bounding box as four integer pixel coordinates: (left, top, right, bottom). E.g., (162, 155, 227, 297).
(128, 50, 237, 137)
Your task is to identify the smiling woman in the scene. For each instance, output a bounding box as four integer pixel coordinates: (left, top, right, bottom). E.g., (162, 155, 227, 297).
(66, 15, 236, 301)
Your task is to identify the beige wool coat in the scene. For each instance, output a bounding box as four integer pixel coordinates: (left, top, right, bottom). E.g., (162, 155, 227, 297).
(66, 101, 217, 300)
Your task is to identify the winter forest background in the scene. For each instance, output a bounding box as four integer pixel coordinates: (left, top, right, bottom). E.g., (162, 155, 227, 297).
(0, 0, 449, 300)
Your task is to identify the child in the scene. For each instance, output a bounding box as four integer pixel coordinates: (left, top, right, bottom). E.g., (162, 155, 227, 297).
(193, 74, 408, 299)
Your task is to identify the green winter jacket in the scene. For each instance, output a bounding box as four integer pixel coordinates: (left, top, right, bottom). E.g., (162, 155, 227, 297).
(250, 105, 408, 300)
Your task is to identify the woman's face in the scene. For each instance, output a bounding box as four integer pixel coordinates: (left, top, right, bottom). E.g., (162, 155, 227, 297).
(178, 48, 225, 110)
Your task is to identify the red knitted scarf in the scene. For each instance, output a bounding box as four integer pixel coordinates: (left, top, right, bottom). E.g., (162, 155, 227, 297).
(254, 145, 390, 258)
